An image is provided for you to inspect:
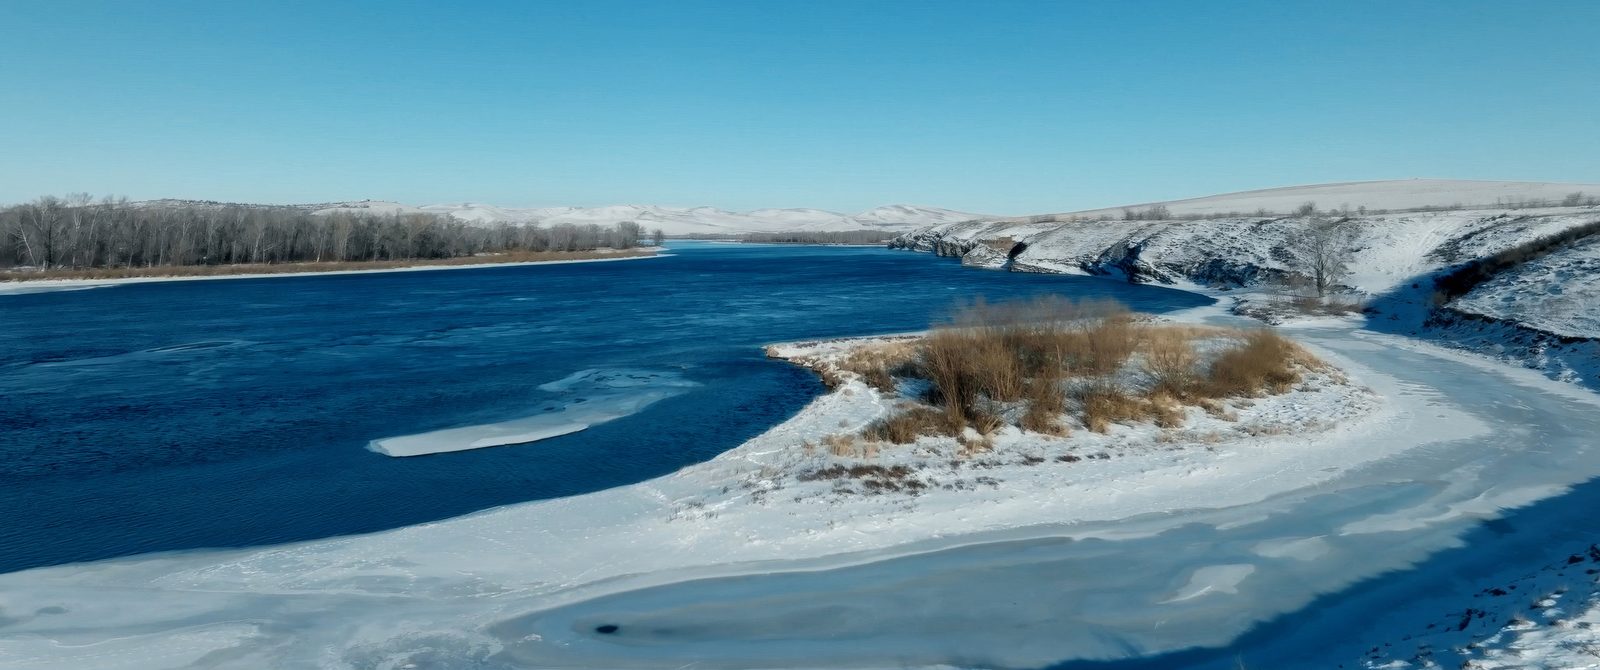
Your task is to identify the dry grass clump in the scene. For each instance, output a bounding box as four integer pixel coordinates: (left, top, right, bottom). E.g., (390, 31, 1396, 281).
(838, 298, 1326, 453)
(861, 406, 954, 444)
(1076, 384, 1150, 434)
(969, 409, 1006, 436)
(1143, 327, 1199, 397)
(1139, 324, 1321, 404)
(957, 432, 994, 455)
(922, 296, 1134, 428)
(824, 433, 859, 457)
(1020, 378, 1069, 436)
(1071, 311, 1137, 376)
(933, 327, 1026, 405)
(835, 341, 918, 393)
(950, 296, 1135, 377)
(1074, 387, 1187, 434)
(1196, 398, 1238, 421)
(1147, 392, 1188, 428)
(1202, 329, 1313, 397)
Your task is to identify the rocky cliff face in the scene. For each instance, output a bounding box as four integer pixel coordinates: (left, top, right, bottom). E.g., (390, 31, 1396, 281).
(893, 208, 1598, 292)
(891, 216, 1300, 287)
(957, 243, 1010, 270)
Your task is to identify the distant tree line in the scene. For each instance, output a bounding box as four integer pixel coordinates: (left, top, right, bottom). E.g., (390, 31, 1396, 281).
(0, 195, 642, 269)
(1121, 205, 1172, 221)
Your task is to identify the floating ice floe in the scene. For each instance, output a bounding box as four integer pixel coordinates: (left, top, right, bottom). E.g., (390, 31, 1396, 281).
(368, 368, 698, 457)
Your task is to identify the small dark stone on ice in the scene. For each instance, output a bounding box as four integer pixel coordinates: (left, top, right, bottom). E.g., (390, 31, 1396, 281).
(595, 624, 620, 634)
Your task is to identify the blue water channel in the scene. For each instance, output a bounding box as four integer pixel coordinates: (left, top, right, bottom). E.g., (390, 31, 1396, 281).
(0, 242, 1210, 573)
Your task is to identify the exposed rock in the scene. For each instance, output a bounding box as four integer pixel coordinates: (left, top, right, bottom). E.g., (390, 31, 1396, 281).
(960, 244, 1010, 270)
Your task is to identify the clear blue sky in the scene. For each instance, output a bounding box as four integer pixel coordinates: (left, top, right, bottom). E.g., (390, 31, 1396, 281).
(2, 0, 1596, 214)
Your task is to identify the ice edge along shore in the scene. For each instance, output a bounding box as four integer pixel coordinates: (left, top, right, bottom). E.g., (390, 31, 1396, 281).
(0, 248, 669, 295)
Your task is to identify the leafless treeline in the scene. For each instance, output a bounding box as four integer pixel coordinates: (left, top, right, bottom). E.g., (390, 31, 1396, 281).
(0, 195, 642, 269)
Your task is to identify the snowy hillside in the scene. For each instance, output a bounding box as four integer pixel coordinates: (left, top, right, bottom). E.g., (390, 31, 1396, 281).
(892, 179, 1600, 296)
(896, 206, 1599, 293)
(121, 199, 990, 236)
(311, 201, 991, 236)
(1049, 179, 1600, 219)
(1451, 235, 1600, 340)
(890, 181, 1600, 389)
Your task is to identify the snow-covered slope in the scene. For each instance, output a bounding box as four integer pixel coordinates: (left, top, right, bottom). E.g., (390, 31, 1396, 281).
(1052, 179, 1600, 219)
(123, 199, 991, 235)
(308, 200, 428, 217)
(843, 204, 983, 229)
(308, 201, 992, 236)
(891, 182, 1600, 389)
(896, 207, 1599, 291)
(126, 199, 436, 217)
(1452, 235, 1600, 340)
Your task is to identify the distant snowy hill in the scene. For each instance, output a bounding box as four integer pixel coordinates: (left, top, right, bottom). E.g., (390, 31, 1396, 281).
(305, 202, 992, 236)
(121, 199, 990, 236)
(1052, 179, 1600, 218)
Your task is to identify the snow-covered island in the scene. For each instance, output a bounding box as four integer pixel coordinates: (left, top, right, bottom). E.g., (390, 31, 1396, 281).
(751, 305, 1376, 505)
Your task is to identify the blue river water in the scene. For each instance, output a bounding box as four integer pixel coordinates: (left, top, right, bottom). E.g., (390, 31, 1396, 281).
(0, 242, 1209, 574)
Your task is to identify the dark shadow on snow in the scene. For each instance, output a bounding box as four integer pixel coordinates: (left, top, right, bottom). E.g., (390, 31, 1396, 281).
(1040, 473, 1600, 670)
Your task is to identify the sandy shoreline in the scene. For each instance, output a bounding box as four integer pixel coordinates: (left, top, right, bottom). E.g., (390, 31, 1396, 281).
(0, 249, 668, 295)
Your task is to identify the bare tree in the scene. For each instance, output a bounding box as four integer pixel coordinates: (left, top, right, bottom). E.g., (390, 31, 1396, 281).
(21, 197, 67, 267)
(1289, 217, 1356, 298)
(612, 221, 641, 249)
(651, 228, 665, 246)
